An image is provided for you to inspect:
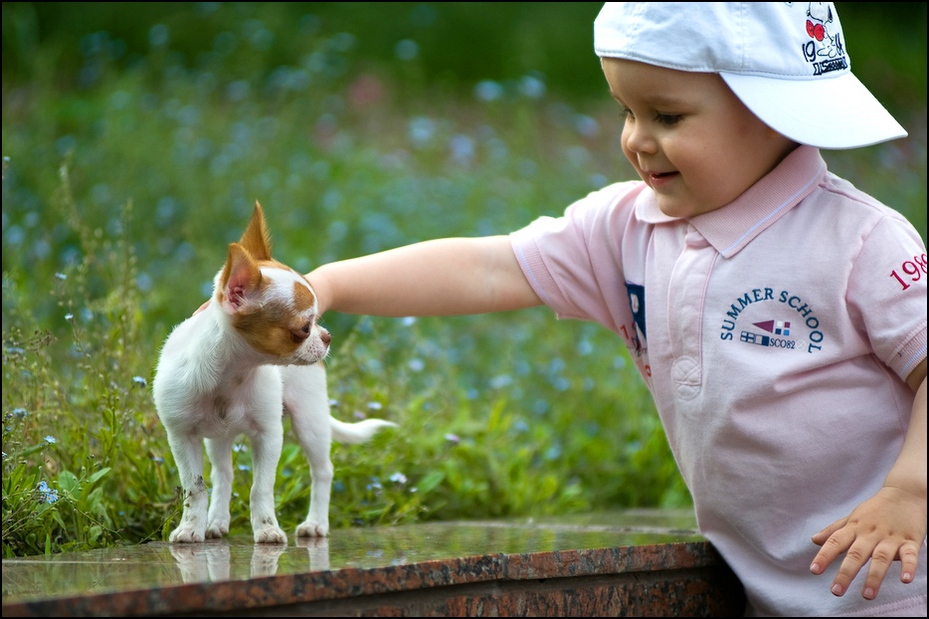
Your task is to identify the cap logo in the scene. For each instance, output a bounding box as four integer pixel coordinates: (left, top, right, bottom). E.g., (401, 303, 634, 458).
(801, 2, 848, 76)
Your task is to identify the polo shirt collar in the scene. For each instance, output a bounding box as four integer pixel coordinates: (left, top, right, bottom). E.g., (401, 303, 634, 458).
(635, 145, 827, 258)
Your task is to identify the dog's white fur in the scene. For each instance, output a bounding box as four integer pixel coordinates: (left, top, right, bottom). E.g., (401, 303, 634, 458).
(153, 202, 394, 543)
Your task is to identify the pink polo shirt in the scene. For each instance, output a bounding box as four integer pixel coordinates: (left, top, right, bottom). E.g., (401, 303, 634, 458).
(510, 145, 927, 617)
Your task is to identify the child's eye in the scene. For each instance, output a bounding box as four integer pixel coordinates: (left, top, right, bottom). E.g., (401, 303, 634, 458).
(620, 106, 635, 120)
(655, 113, 683, 126)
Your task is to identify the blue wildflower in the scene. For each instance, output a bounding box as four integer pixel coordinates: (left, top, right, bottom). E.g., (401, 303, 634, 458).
(474, 80, 504, 102)
(489, 374, 512, 388)
(37, 480, 59, 504)
(519, 74, 546, 99)
(395, 39, 419, 61)
(44, 435, 56, 445)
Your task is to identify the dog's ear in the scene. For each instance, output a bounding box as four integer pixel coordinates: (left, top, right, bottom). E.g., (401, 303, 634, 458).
(219, 242, 263, 312)
(239, 201, 272, 261)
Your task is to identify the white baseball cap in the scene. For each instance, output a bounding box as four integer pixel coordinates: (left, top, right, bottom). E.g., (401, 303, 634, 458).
(593, 2, 907, 149)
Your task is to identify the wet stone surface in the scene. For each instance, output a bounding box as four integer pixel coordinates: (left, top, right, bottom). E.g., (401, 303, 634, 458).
(2, 509, 746, 617)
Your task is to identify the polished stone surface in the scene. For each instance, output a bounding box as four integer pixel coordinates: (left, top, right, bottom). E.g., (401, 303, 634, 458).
(2, 509, 746, 617)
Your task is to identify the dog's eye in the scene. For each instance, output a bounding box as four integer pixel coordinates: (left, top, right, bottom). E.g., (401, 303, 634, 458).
(289, 321, 312, 343)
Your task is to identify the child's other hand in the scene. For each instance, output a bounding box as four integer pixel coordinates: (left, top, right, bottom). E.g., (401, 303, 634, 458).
(809, 486, 926, 600)
(193, 300, 209, 316)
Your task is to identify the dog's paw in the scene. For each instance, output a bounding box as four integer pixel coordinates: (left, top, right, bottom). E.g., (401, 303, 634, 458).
(254, 524, 287, 544)
(205, 519, 230, 539)
(169, 526, 206, 543)
(296, 520, 329, 538)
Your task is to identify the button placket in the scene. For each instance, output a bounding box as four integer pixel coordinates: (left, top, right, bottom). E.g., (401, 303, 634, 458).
(666, 228, 717, 400)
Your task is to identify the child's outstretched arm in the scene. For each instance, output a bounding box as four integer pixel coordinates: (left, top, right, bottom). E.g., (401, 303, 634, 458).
(306, 235, 542, 317)
(810, 359, 928, 601)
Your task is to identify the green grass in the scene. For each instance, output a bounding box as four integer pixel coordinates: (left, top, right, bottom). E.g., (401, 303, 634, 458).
(2, 2, 925, 557)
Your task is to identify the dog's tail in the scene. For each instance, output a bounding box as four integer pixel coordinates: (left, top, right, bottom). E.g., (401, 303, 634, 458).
(330, 418, 397, 444)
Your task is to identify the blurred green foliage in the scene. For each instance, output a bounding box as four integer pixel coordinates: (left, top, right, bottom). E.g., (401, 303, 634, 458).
(2, 2, 926, 108)
(2, 2, 925, 556)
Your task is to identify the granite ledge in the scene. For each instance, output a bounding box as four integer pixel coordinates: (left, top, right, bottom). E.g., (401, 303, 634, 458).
(2, 510, 746, 617)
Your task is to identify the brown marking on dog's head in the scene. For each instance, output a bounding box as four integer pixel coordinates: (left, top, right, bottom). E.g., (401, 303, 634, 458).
(292, 278, 317, 311)
(238, 201, 272, 262)
(219, 202, 328, 364)
(233, 286, 322, 361)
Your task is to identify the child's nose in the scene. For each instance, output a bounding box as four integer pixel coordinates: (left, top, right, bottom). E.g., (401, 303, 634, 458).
(623, 122, 657, 155)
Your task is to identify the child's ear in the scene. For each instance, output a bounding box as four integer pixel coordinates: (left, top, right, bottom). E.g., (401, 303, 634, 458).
(219, 242, 262, 312)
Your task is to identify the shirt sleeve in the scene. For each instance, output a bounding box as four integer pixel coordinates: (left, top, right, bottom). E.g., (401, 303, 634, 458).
(847, 214, 928, 381)
(509, 181, 642, 335)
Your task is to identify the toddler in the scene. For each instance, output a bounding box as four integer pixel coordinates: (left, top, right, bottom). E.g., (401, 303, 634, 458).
(305, 3, 927, 615)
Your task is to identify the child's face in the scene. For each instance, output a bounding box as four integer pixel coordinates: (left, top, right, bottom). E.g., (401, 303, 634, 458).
(601, 58, 797, 218)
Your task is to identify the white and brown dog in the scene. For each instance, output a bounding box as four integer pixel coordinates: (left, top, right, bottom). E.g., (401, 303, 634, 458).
(153, 202, 394, 543)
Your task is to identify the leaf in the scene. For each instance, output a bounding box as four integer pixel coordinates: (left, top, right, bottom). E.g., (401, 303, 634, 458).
(415, 470, 445, 495)
(19, 443, 49, 458)
(86, 467, 111, 485)
(58, 470, 80, 494)
(51, 509, 67, 530)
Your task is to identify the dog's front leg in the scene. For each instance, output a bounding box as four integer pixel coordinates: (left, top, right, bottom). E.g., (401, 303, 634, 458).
(167, 432, 209, 543)
(249, 426, 287, 544)
(204, 436, 235, 538)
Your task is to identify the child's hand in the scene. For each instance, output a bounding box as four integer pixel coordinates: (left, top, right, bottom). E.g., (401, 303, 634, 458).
(809, 485, 926, 600)
(194, 300, 209, 315)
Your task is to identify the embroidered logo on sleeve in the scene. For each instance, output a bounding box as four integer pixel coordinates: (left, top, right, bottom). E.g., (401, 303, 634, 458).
(719, 287, 825, 354)
(888, 252, 928, 291)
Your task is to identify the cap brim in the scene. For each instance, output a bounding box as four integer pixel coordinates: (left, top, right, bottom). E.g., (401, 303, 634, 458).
(721, 71, 907, 150)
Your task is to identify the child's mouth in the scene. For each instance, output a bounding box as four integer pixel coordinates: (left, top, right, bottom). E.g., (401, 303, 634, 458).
(648, 171, 679, 187)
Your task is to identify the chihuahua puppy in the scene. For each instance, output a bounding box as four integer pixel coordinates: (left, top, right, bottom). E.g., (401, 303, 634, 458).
(153, 202, 394, 543)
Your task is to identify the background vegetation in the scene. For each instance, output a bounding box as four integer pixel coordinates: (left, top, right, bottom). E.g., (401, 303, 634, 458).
(2, 2, 925, 557)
